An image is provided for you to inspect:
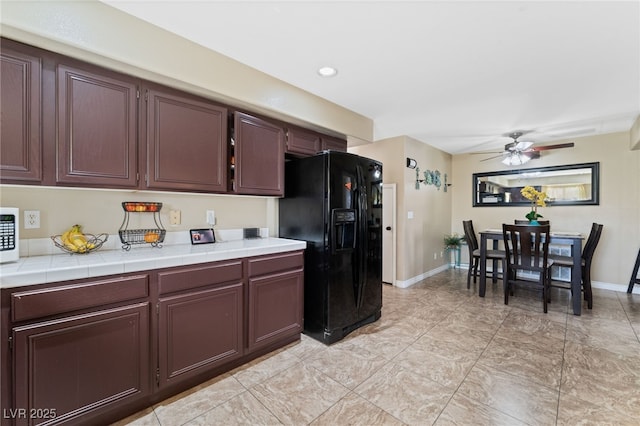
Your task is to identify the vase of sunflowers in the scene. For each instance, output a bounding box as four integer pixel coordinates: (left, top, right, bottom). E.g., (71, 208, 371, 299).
(520, 186, 547, 224)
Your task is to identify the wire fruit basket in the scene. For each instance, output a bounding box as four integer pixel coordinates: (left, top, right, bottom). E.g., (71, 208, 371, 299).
(51, 233, 109, 254)
(118, 229, 166, 247)
(119, 202, 166, 250)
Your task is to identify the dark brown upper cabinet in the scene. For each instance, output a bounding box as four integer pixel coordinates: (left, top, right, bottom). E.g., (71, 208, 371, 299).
(145, 87, 228, 192)
(321, 135, 348, 152)
(232, 112, 285, 196)
(0, 40, 42, 183)
(1, 37, 346, 196)
(285, 126, 321, 157)
(56, 62, 139, 188)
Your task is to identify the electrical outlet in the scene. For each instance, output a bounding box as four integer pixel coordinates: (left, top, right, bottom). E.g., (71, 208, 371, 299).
(206, 210, 216, 226)
(24, 210, 40, 229)
(169, 210, 181, 225)
(434, 252, 438, 260)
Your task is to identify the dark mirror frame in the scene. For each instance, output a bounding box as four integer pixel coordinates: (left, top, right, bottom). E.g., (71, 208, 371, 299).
(473, 162, 600, 207)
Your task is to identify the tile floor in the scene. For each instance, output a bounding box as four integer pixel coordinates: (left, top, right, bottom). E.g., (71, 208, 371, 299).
(116, 269, 640, 425)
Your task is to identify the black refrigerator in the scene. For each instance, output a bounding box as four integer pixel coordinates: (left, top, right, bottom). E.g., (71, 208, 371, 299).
(279, 151, 383, 344)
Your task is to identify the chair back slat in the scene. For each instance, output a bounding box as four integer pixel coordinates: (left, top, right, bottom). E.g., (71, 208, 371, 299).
(463, 220, 479, 252)
(503, 224, 551, 273)
(582, 223, 603, 265)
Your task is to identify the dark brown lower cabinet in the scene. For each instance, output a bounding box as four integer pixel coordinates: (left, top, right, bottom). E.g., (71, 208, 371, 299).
(12, 303, 150, 426)
(247, 251, 304, 352)
(0, 251, 303, 426)
(158, 283, 243, 387)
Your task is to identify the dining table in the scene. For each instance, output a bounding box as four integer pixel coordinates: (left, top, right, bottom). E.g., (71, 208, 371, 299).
(478, 228, 585, 315)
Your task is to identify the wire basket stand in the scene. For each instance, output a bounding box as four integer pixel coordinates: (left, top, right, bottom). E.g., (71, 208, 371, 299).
(119, 202, 166, 250)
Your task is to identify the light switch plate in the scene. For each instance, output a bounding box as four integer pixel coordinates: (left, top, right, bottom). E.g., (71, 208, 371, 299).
(206, 210, 215, 225)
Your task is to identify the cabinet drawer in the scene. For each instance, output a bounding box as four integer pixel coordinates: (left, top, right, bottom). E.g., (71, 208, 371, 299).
(248, 251, 304, 277)
(158, 260, 243, 295)
(11, 274, 149, 322)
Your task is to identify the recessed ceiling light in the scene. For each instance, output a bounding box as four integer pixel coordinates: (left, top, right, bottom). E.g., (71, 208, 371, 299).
(317, 66, 338, 77)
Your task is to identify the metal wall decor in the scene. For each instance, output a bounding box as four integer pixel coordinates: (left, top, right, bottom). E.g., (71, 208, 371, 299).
(408, 158, 451, 192)
(416, 168, 443, 190)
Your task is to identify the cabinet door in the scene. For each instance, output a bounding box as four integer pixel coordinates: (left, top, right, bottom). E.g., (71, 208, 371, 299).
(56, 63, 139, 187)
(146, 88, 227, 192)
(12, 303, 150, 426)
(158, 282, 243, 388)
(286, 127, 321, 157)
(233, 112, 284, 196)
(247, 269, 303, 352)
(0, 41, 42, 183)
(321, 136, 347, 152)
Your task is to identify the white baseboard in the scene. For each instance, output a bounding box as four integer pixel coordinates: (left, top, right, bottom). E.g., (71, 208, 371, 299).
(394, 264, 450, 288)
(592, 280, 640, 295)
(456, 264, 639, 295)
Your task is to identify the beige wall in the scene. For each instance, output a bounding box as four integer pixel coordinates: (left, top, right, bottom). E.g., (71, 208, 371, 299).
(2, 1, 638, 291)
(452, 131, 640, 289)
(631, 115, 640, 150)
(351, 136, 453, 286)
(0, 186, 277, 240)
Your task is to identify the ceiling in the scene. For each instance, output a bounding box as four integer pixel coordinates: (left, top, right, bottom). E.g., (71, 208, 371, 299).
(101, 1, 639, 154)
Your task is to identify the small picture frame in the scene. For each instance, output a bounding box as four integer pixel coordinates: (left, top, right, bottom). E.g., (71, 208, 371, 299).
(190, 228, 215, 245)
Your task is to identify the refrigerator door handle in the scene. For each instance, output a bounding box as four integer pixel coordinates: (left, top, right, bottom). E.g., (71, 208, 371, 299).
(355, 165, 369, 309)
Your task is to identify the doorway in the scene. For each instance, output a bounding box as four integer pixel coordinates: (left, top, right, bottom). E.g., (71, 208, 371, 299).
(382, 184, 396, 285)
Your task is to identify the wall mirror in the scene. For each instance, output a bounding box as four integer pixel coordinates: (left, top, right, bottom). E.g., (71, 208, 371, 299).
(473, 162, 599, 207)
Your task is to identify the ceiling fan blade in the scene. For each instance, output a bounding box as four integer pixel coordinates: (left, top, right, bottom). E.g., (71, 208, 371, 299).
(470, 151, 503, 155)
(530, 142, 575, 152)
(514, 141, 533, 151)
(480, 154, 505, 162)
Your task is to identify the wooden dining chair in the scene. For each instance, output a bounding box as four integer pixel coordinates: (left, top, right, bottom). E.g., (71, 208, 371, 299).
(502, 224, 554, 313)
(462, 220, 506, 289)
(549, 223, 603, 309)
(628, 247, 640, 293)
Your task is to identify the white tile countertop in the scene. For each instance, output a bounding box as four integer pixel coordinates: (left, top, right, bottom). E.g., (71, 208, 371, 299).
(0, 233, 306, 289)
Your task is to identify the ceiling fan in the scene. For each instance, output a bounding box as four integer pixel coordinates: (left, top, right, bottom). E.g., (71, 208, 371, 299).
(478, 131, 575, 165)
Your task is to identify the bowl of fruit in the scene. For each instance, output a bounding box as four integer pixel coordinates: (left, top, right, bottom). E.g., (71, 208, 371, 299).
(52, 224, 108, 254)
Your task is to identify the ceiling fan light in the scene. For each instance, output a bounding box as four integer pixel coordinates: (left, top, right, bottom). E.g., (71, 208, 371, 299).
(502, 152, 531, 166)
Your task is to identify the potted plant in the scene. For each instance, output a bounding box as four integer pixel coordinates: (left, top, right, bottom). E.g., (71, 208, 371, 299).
(520, 186, 547, 224)
(443, 233, 464, 249)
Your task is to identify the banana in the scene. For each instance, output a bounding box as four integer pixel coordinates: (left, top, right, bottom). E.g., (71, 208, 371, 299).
(61, 227, 78, 252)
(60, 224, 91, 253)
(69, 225, 88, 253)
